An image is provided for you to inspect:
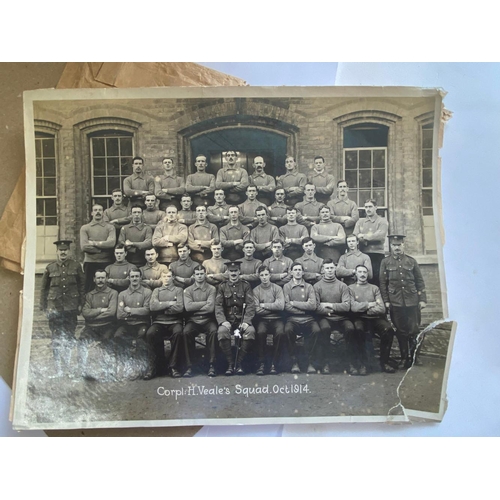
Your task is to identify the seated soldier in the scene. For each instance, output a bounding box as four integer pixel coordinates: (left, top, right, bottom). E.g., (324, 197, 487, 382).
(115, 268, 152, 340)
(249, 206, 280, 261)
(183, 265, 218, 377)
(177, 193, 197, 226)
(142, 194, 165, 230)
(203, 240, 229, 286)
(169, 244, 198, 289)
(296, 237, 324, 285)
(279, 207, 309, 262)
(253, 265, 286, 375)
(78, 269, 118, 376)
(215, 261, 256, 375)
(146, 269, 186, 378)
(262, 239, 293, 287)
(313, 259, 355, 375)
(105, 244, 138, 293)
(140, 248, 169, 290)
(283, 262, 320, 374)
(188, 205, 219, 263)
(350, 264, 396, 374)
(311, 206, 346, 264)
(220, 205, 250, 262)
(118, 205, 153, 266)
(239, 240, 263, 288)
(336, 234, 373, 286)
(207, 189, 230, 228)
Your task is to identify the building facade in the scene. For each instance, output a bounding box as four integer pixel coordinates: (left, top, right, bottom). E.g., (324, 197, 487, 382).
(32, 91, 443, 324)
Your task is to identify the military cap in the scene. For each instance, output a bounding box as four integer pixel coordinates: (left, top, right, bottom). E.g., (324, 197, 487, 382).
(227, 260, 243, 271)
(388, 234, 406, 243)
(53, 240, 73, 250)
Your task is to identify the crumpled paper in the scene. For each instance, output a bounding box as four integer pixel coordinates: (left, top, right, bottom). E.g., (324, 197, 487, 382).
(0, 62, 246, 273)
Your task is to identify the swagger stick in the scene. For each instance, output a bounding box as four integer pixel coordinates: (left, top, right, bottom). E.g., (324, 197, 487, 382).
(233, 302, 246, 370)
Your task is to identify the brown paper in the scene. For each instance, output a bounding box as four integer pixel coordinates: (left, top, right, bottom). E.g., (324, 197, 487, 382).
(0, 62, 246, 275)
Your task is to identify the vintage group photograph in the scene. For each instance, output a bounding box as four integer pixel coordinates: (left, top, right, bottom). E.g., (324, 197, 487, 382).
(12, 86, 453, 429)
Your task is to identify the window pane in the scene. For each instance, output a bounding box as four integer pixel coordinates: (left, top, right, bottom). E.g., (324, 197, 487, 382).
(359, 169, 371, 188)
(345, 170, 357, 188)
(42, 138, 55, 157)
(44, 158, 56, 177)
(36, 199, 44, 217)
(373, 189, 385, 207)
(94, 157, 106, 176)
(36, 178, 43, 196)
(94, 177, 107, 196)
(345, 151, 357, 170)
(373, 169, 385, 188)
(422, 149, 433, 169)
(92, 137, 106, 157)
(36, 159, 42, 177)
(359, 150, 371, 169)
(36, 217, 44, 226)
(107, 157, 120, 175)
(94, 197, 111, 210)
(373, 149, 385, 168)
(423, 207, 434, 216)
(120, 138, 133, 157)
(423, 168, 433, 188)
(45, 199, 57, 216)
(44, 178, 56, 196)
(121, 157, 132, 174)
(108, 176, 120, 193)
(35, 139, 42, 158)
(422, 190, 433, 208)
(358, 190, 371, 206)
(106, 137, 119, 157)
(45, 216, 58, 226)
(422, 129, 433, 149)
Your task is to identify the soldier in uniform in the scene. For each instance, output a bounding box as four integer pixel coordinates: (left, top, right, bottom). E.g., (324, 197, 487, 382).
(207, 189, 230, 228)
(336, 234, 373, 286)
(142, 194, 165, 230)
(307, 156, 335, 204)
(268, 188, 289, 227)
(152, 205, 188, 265)
(177, 193, 197, 227)
(249, 155, 276, 206)
(154, 157, 185, 211)
(220, 205, 250, 262)
(215, 261, 256, 375)
(327, 180, 359, 237)
(105, 244, 138, 293)
(118, 205, 153, 266)
(238, 185, 261, 226)
(277, 156, 307, 207)
(40, 240, 85, 377)
(379, 235, 427, 368)
(215, 151, 249, 205)
(123, 156, 155, 208)
(103, 188, 131, 238)
(295, 183, 325, 228)
(185, 154, 216, 208)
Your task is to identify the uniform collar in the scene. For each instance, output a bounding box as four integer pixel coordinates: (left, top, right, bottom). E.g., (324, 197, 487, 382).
(90, 285, 110, 294)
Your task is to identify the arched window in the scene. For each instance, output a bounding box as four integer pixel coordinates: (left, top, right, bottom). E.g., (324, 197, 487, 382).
(89, 130, 134, 208)
(343, 123, 388, 209)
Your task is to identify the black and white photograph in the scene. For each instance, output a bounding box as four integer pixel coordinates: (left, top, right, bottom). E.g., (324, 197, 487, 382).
(12, 85, 454, 429)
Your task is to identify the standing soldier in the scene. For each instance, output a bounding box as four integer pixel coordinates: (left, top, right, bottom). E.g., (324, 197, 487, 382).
(169, 244, 198, 289)
(220, 205, 250, 262)
(40, 240, 85, 377)
(336, 234, 373, 286)
(239, 240, 263, 288)
(295, 183, 325, 228)
(215, 261, 256, 375)
(269, 188, 289, 227)
(177, 193, 197, 227)
(118, 205, 153, 266)
(185, 154, 216, 207)
(277, 156, 307, 207)
(249, 155, 276, 206)
(80, 203, 116, 292)
(215, 150, 250, 205)
(140, 248, 169, 290)
(327, 180, 359, 237)
(188, 205, 219, 263)
(207, 189, 230, 228)
(353, 199, 388, 286)
(203, 240, 229, 286)
(279, 207, 309, 262)
(311, 206, 346, 264)
(105, 244, 137, 294)
(296, 237, 324, 285)
(155, 156, 185, 210)
(249, 206, 280, 261)
(380, 235, 427, 368)
(103, 188, 131, 237)
(142, 194, 165, 230)
(307, 156, 335, 204)
(238, 185, 261, 226)
(123, 156, 155, 207)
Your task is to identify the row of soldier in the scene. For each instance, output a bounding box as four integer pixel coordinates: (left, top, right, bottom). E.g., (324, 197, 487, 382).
(41, 234, 426, 379)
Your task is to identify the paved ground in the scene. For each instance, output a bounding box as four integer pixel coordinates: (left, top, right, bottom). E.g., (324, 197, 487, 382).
(17, 323, 451, 428)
